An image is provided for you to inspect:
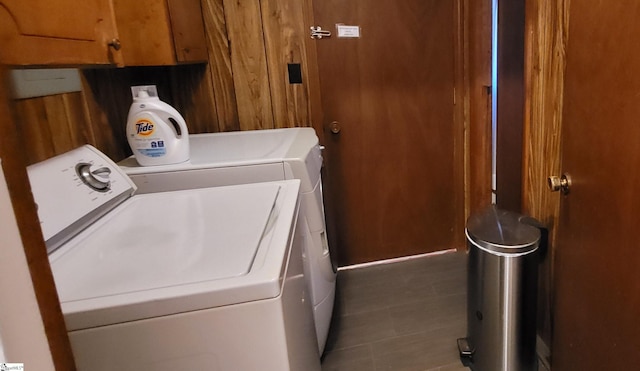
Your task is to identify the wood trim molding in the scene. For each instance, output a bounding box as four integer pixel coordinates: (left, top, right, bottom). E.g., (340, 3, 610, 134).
(523, 1, 569, 226)
(466, 0, 493, 218)
(454, 0, 469, 248)
(302, 0, 325, 144)
(522, 0, 570, 357)
(495, 0, 526, 212)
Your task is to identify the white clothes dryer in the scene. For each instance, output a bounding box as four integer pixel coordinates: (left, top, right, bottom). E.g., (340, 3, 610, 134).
(28, 145, 320, 371)
(119, 127, 336, 353)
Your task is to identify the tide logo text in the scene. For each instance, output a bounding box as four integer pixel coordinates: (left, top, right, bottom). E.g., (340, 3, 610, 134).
(136, 120, 155, 136)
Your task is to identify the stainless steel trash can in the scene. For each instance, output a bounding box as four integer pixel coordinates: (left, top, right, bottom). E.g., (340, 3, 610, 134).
(458, 206, 541, 371)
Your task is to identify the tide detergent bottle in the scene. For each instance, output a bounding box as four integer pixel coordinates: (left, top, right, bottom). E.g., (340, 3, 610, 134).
(126, 85, 189, 166)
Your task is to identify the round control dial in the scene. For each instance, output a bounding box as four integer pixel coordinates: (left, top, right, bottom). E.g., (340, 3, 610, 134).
(75, 163, 112, 192)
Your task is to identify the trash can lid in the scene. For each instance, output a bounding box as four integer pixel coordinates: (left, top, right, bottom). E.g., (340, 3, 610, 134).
(466, 206, 541, 255)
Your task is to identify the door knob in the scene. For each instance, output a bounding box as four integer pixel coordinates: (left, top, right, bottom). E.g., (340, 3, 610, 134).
(329, 121, 341, 134)
(548, 173, 572, 194)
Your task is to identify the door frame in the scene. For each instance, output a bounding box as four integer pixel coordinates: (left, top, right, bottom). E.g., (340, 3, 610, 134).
(0, 67, 77, 369)
(522, 0, 569, 365)
(463, 0, 494, 223)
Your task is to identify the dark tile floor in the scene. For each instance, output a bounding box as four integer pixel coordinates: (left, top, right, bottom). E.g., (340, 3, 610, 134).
(320, 250, 550, 371)
(321, 250, 468, 371)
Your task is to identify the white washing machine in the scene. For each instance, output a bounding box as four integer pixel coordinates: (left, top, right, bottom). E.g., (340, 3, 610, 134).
(28, 145, 320, 371)
(118, 127, 336, 353)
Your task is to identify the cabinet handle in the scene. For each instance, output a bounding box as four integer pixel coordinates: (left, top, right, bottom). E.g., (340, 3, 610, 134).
(108, 39, 122, 51)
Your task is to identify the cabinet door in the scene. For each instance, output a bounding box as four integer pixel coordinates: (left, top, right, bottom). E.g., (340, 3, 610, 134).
(0, 0, 122, 66)
(167, 0, 208, 63)
(113, 0, 207, 65)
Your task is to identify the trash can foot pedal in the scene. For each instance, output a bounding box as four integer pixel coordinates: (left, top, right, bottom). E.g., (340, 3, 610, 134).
(457, 337, 474, 357)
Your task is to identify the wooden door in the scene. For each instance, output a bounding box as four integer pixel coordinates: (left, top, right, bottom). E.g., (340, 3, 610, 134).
(552, 1, 640, 369)
(314, 0, 462, 265)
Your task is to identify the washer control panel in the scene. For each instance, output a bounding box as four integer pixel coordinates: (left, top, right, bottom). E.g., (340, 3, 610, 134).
(27, 145, 137, 251)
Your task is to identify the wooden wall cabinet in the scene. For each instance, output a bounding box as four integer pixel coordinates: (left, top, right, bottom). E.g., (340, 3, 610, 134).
(113, 0, 208, 65)
(0, 0, 207, 67)
(0, 0, 123, 66)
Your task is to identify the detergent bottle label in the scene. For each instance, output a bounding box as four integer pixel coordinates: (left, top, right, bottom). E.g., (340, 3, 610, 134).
(131, 118, 167, 158)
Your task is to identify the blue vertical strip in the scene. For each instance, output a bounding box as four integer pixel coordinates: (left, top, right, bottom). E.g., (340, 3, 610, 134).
(491, 0, 499, 204)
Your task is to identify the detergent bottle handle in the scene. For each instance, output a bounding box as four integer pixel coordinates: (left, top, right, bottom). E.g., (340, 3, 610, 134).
(167, 117, 184, 137)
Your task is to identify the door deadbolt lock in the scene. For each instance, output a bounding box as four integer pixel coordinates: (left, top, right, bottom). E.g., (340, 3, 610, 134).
(548, 173, 572, 194)
(329, 121, 341, 134)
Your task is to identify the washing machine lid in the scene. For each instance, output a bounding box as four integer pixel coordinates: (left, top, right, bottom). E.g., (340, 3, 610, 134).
(49, 181, 301, 331)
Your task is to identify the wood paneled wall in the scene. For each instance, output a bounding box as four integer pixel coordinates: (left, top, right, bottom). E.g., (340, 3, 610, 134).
(523, 0, 570, 361)
(14, 65, 220, 164)
(222, 0, 274, 129)
(13, 0, 318, 165)
(202, 0, 240, 132)
(14, 91, 94, 165)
